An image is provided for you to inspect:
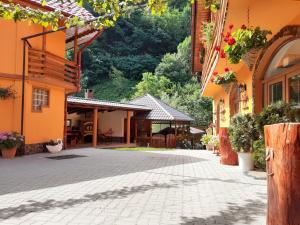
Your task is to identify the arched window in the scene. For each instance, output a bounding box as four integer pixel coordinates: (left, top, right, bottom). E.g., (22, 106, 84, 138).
(264, 39, 300, 107)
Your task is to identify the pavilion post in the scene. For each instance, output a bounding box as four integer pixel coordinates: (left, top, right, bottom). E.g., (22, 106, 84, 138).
(93, 108, 98, 147)
(150, 121, 153, 146)
(127, 111, 131, 144)
(134, 119, 138, 144)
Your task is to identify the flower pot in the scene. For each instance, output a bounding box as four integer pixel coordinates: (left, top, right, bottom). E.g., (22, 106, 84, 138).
(46, 143, 63, 154)
(237, 152, 254, 172)
(221, 82, 235, 94)
(242, 48, 260, 71)
(1, 147, 17, 159)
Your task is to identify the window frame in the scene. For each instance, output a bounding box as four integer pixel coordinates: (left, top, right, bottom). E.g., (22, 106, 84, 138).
(263, 63, 300, 106)
(32, 87, 50, 112)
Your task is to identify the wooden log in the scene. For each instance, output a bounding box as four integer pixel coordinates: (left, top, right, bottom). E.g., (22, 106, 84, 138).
(264, 123, 300, 225)
(219, 128, 238, 165)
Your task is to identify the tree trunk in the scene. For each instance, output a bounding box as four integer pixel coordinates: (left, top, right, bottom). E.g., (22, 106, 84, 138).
(219, 128, 238, 165)
(264, 123, 300, 225)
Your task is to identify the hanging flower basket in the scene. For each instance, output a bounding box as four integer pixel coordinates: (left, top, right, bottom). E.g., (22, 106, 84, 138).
(221, 82, 235, 94)
(211, 68, 237, 93)
(241, 48, 260, 71)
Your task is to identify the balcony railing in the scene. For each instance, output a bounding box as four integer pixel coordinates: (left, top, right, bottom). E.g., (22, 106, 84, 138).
(28, 48, 79, 89)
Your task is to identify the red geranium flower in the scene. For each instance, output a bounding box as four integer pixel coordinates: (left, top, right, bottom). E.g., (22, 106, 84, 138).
(215, 46, 221, 52)
(229, 24, 234, 30)
(224, 37, 229, 43)
(210, 78, 215, 83)
(213, 71, 218, 76)
(225, 32, 231, 38)
(241, 24, 247, 30)
(224, 67, 230, 72)
(220, 49, 226, 58)
(219, 76, 224, 80)
(228, 37, 236, 46)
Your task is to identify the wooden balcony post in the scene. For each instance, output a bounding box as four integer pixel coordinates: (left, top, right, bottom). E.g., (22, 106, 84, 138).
(93, 108, 98, 147)
(127, 111, 131, 144)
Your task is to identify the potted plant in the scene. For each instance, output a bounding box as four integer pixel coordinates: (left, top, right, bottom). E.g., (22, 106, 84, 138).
(0, 86, 15, 100)
(209, 135, 220, 155)
(0, 132, 23, 159)
(229, 114, 258, 172)
(201, 134, 213, 150)
(202, 21, 215, 46)
(221, 25, 271, 70)
(46, 139, 63, 153)
(204, 0, 220, 13)
(211, 68, 237, 92)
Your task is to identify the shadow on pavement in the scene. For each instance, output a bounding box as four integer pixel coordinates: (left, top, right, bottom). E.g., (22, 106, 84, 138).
(180, 199, 266, 225)
(0, 149, 206, 195)
(0, 178, 201, 220)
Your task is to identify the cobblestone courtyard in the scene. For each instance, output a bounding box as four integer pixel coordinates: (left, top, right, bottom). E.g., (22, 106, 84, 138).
(0, 149, 267, 225)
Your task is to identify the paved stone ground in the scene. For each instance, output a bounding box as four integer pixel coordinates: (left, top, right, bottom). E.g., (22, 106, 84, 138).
(0, 149, 267, 225)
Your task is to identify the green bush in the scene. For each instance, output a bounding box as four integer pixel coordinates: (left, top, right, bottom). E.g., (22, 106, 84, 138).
(253, 139, 266, 170)
(229, 114, 258, 152)
(256, 101, 297, 137)
(200, 134, 212, 145)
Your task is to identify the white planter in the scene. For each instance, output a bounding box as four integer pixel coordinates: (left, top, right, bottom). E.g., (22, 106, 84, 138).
(46, 140, 63, 154)
(238, 152, 254, 172)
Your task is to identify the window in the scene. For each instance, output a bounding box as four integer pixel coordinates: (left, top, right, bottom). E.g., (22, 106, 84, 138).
(288, 74, 300, 105)
(264, 39, 300, 107)
(269, 82, 283, 104)
(32, 88, 49, 112)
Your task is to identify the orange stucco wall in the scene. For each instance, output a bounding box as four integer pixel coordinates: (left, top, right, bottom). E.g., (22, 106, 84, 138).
(0, 19, 67, 144)
(202, 0, 300, 129)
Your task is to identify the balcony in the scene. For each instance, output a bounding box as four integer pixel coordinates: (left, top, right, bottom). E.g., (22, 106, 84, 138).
(28, 48, 79, 90)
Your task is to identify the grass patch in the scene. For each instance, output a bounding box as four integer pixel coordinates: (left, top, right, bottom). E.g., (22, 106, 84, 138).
(111, 147, 172, 151)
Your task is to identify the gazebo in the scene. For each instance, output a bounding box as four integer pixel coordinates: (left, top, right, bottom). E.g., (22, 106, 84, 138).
(130, 94, 194, 148)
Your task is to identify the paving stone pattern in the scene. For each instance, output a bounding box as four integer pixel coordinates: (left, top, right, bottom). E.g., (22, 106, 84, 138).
(0, 149, 267, 225)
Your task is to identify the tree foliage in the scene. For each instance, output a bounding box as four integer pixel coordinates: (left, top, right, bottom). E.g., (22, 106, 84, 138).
(155, 36, 191, 84)
(161, 78, 213, 127)
(82, 6, 190, 87)
(133, 72, 173, 98)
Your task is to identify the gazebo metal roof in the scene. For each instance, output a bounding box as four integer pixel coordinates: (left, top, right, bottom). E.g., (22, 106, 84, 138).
(130, 94, 194, 122)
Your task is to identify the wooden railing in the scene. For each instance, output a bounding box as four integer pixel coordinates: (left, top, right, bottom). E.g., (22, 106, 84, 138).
(28, 48, 79, 89)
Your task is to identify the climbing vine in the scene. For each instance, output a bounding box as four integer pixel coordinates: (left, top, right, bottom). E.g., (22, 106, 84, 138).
(0, 0, 176, 31)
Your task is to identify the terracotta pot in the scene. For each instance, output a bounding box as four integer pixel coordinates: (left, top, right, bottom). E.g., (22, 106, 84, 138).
(1, 147, 17, 159)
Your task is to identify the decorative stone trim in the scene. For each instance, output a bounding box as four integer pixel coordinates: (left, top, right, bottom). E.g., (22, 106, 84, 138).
(25, 143, 47, 155)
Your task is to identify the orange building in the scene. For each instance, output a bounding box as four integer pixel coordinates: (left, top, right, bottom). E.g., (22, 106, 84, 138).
(0, 0, 100, 154)
(192, 0, 300, 159)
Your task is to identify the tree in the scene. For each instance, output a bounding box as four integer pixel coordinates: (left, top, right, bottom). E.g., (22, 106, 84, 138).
(155, 36, 191, 84)
(161, 78, 213, 127)
(133, 72, 173, 98)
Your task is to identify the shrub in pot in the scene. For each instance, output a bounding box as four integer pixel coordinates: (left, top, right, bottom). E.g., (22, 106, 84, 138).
(46, 139, 63, 153)
(209, 135, 220, 155)
(0, 132, 24, 159)
(253, 101, 297, 169)
(229, 114, 258, 172)
(201, 134, 212, 150)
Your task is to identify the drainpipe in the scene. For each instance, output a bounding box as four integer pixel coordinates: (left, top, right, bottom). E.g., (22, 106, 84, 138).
(20, 40, 27, 135)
